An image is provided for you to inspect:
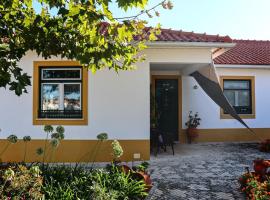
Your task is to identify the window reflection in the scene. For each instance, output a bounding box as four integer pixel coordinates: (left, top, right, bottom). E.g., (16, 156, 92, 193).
(42, 84, 60, 110)
(64, 84, 81, 110)
(224, 80, 249, 89)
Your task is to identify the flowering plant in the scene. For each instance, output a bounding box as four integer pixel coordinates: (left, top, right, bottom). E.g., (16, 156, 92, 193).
(111, 140, 123, 160)
(239, 172, 270, 199)
(185, 111, 201, 129)
(239, 159, 270, 199)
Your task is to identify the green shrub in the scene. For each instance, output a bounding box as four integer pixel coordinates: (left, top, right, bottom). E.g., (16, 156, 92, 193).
(91, 165, 148, 200)
(42, 164, 148, 200)
(42, 165, 93, 199)
(0, 163, 149, 199)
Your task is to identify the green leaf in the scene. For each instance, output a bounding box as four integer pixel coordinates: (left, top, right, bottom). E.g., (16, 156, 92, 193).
(0, 0, 161, 96)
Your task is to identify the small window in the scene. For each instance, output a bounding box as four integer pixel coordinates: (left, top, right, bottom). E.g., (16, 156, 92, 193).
(42, 68, 81, 80)
(220, 76, 255, 119)
(223, 80, 251, 114)
(33, 61, 88, 125)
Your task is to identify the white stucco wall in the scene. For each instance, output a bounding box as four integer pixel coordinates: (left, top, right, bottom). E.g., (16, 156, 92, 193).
(0, 51, 150, 140)
(0, 47, 214, 140)
(144, 47, 212, 64)
(182, 67, 270, 129)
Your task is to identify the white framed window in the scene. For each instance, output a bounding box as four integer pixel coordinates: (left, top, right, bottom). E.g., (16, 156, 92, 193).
(39, 67, 83, 119)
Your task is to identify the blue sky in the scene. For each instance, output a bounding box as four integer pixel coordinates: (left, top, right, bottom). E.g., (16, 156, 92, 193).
(110, 0, 270, 40)
(34, 0, 270, 40)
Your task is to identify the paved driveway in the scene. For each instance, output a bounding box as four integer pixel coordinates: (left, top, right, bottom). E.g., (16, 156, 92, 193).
(147, 143, 269, 200)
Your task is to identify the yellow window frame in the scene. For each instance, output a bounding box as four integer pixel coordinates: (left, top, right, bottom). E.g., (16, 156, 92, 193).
(220, 76, 255, 119)
(33, 61, 88, 125)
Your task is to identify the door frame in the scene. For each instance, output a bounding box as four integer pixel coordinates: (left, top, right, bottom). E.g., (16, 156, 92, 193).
(151, 75, 182, 143)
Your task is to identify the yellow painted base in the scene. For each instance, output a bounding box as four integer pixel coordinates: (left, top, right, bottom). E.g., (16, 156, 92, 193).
(0, 140, 150, 163)
(180, 128, 270, 143)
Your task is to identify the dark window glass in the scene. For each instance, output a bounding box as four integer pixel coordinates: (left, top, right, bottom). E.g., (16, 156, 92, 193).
(223, 80, 252, 114)
(39, 67, 83, 119)
(42, 69, 80, 79)
(64, 84, 81, 110)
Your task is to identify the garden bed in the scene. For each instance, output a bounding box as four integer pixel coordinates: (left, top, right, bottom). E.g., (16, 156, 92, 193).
(0, 125, 152, 199)
(0, 162, 151, 199)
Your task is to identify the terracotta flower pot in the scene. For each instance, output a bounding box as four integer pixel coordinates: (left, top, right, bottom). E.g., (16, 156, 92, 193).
(186, 128, 198, 144)
(133, 171, 153, 192)
(253, 159, 270, 175)
(188, 128, 198, 137)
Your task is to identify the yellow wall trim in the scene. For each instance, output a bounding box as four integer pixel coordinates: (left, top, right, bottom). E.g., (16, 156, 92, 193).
(0, 139, 150, 163)
(219, 76, 256, 119)
(180, 128, 269, 143)
(33, 61, 88, 125)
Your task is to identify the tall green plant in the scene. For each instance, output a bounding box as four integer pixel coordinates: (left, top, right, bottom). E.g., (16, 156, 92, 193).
(77, 132, 108, 168)
(89, 132, 108, 168)
(49, 126, 65, 163)
(41, 125, 54, 164)
(36, 125, 65, 165)
(22, 135, 31, 162)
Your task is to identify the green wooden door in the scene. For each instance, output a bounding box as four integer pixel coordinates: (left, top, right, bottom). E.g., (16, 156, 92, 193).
(155, 79, 179, 141)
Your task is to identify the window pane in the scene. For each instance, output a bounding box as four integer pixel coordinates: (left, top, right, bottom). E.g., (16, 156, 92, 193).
(224, 90, 235, 106)
(64, 84, 81, 110)
(238, 91, 250, 106)
(224, 80, 250, 89)
(42, 84, 60, 110)
(42, 69, 81, 79)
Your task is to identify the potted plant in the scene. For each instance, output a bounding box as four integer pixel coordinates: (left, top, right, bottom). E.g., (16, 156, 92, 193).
(185, 111, 201, 144)
(132, 162, 152, 192)
(253, 158, 270, 175)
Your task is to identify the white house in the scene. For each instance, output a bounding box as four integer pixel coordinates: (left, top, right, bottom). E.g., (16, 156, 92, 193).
(0, 28, 269, 162)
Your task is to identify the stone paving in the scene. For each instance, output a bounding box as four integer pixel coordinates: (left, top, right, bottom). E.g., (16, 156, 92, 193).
(146, 142, 270, 200)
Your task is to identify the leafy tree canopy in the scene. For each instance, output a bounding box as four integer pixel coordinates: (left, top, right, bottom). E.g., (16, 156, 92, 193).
(0, 0, 172, 95)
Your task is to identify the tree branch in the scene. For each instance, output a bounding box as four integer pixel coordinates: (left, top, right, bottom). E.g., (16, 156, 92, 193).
(113, 0, 166, 21)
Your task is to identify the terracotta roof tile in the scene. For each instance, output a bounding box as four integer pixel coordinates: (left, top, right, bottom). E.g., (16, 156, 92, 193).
(156, 29, 232, 43)
(99, 22, 233, 43)
(214, 40, 270, 65)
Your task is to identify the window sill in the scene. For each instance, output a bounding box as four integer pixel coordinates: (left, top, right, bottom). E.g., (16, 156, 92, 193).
(220, 113, 256, 119)
(33, 118, 88, 126)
